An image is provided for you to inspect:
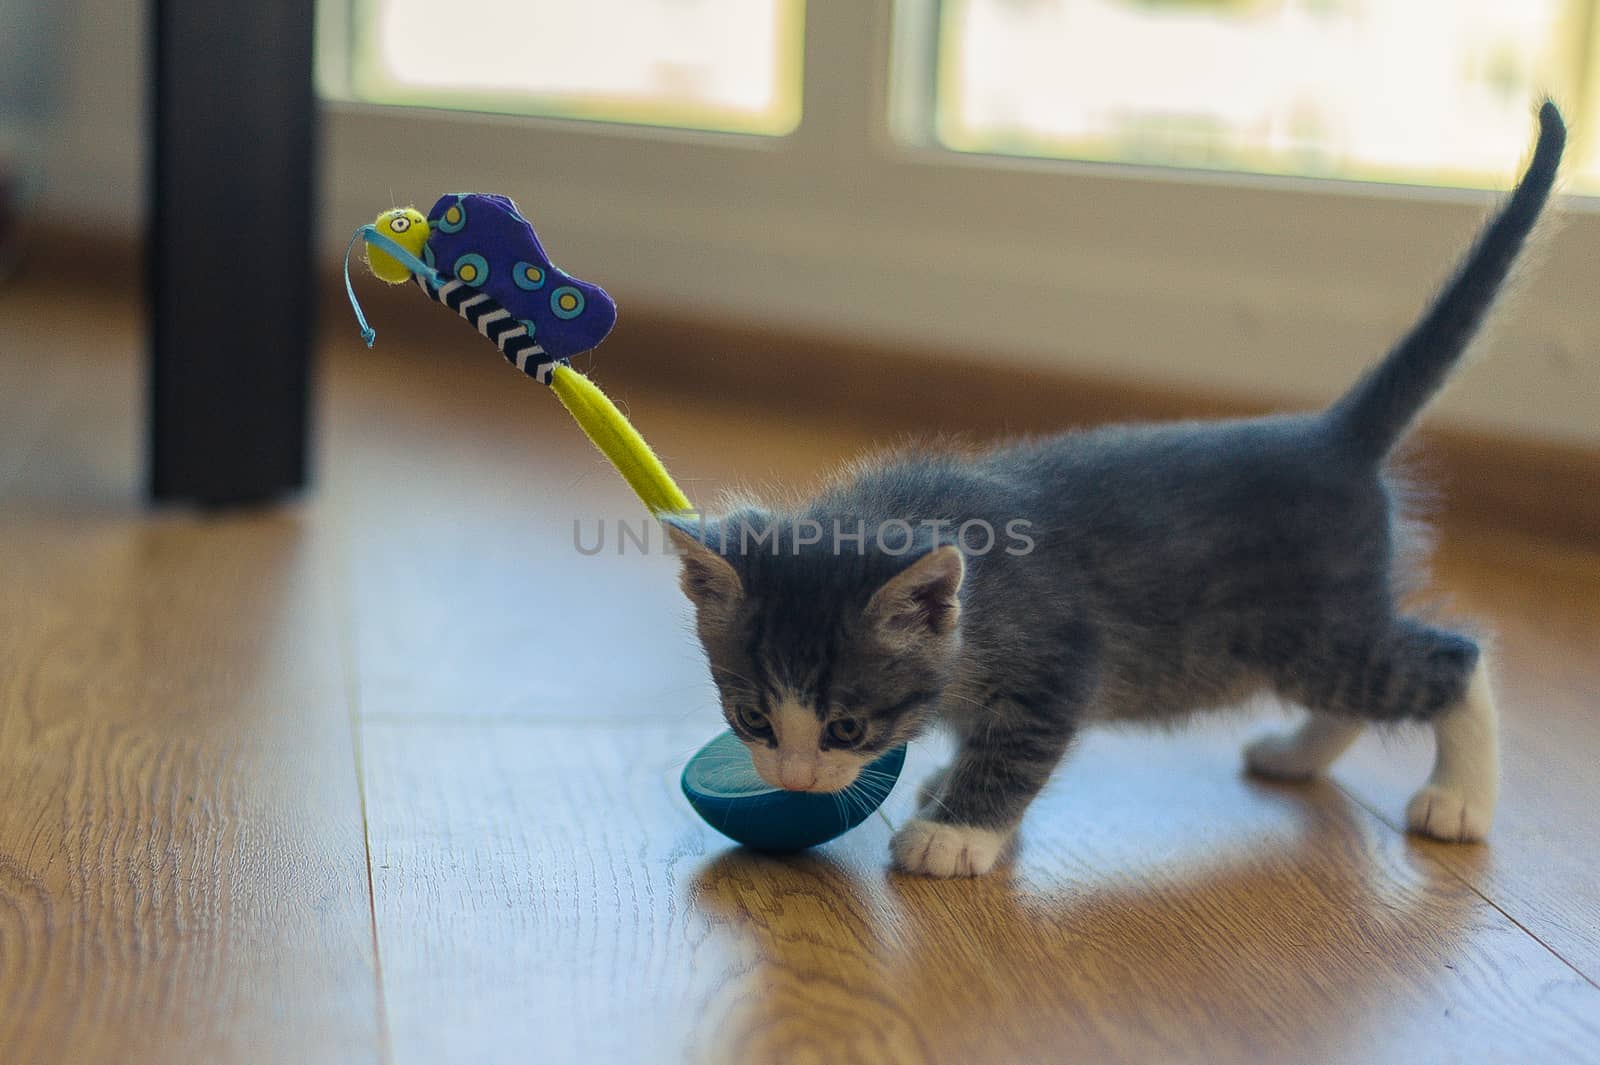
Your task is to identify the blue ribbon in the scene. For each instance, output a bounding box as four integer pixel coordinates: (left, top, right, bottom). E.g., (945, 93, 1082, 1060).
(342, 223, 442, 348)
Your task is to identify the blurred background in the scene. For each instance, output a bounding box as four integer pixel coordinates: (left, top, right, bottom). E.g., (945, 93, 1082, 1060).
(6, 0, 1598, 460)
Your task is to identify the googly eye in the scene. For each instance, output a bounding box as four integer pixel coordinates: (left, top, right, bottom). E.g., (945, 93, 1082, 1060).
(388, 216, 411, 234)
(512, 261, 546, 291)
(437, 199, 467, 234)
(453, 252, 488, 287)
(550, 286, 585, 320)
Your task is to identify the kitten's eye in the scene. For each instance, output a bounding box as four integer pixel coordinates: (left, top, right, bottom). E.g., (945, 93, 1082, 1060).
(827, 717, 865, 746)
(734, 705, 770, 734)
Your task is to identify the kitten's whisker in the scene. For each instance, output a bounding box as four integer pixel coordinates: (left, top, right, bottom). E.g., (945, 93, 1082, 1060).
(687, 750, 748, 770)
(708, 664, 761, 690)
(669, 703, 721, 725)
(936, 690, 988, 713)
(916, 785, 956, 819)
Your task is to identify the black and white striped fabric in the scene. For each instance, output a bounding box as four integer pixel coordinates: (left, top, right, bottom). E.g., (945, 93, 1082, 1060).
(415, 275, 569, 386)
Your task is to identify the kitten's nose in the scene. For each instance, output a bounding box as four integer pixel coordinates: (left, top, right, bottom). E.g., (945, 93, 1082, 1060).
(777, 757, 818, 791)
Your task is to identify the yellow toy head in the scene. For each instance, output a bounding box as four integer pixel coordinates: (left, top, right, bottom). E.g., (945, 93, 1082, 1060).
(366, 208, 430, 284)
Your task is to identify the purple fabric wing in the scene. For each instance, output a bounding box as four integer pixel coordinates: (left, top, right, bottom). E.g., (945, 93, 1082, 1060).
(423, 193, 617, 361)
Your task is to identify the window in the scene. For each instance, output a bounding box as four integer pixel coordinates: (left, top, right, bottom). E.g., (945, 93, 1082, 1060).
(335, 0, 805, 135)
(319, 1, 1598, 447)
(326, 1, 1597, 185)
(937, 0, 1600, 190)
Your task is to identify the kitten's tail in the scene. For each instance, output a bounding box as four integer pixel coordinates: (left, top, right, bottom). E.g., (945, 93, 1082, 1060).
(1325, 100, 1565, 464)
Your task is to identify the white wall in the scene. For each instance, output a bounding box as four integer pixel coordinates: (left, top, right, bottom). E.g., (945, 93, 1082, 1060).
(35, 0, 1600, 448)
(33, 0, 146, 226)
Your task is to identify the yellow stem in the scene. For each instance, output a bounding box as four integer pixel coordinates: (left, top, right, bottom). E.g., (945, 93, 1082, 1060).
(548, 364, 693, 517)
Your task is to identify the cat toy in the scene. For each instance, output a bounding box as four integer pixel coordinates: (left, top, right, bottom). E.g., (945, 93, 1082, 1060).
(343, 193, 905, 851)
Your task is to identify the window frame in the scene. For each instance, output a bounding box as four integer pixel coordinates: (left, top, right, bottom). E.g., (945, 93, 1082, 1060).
(319, 0, 1600, 446)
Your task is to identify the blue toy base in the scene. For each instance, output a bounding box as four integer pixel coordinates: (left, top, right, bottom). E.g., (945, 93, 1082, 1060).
(681, 731, 907, 852)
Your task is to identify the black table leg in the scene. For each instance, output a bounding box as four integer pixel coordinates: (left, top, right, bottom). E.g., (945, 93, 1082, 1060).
(147, 0, 317, 506)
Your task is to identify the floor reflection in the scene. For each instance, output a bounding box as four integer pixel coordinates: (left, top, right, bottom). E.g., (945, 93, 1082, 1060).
(687, 746, 1485, 1064)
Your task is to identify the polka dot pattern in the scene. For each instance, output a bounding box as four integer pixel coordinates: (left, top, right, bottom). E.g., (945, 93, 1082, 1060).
(513, 261, 546, 291)
(438, 199, 467, 234)
(453, 252, 488, 287)
(551, 286, 585, 320)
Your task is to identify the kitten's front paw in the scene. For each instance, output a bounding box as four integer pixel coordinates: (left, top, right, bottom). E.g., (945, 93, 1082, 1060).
(891, 819, 1009, 878)
(1406, 784, 1492, 842)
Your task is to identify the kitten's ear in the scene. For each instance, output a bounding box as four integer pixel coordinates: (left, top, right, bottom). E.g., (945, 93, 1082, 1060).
(663, 519, 743, 621)
(865, 545, 964, 642)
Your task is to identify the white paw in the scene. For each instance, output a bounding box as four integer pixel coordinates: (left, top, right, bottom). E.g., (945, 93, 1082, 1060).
(891, 819, 1009, 878)
(1243, 733, 1322, 781)
(1406, 784, 1493, 842)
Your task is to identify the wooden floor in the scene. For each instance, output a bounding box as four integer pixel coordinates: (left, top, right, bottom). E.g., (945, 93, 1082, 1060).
(2, 276, 1598, 1065)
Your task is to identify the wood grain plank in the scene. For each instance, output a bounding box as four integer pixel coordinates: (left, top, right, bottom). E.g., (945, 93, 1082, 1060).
(880, 726, 1600, 1064)
(360, 719, 900, 1065)
(0, 514, 383, 1064)
(7, 262, 1596, 1064)
(362, 718, 1600, 1065)
(0, 283, 382, 1064)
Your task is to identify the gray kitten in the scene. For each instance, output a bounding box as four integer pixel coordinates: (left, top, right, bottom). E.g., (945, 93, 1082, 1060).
(666, 102, 1565, 877)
